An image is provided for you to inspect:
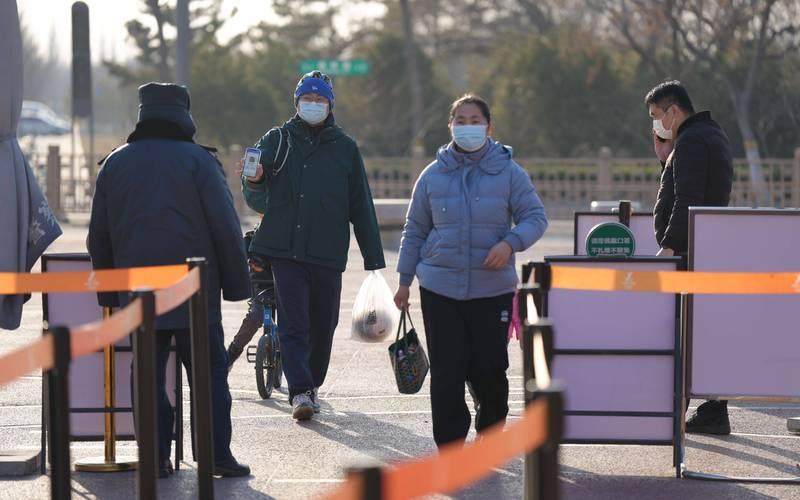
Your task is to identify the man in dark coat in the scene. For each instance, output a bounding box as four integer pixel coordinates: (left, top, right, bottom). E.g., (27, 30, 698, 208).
(88, 83, 251, 477)
(646, 80, 734, 435)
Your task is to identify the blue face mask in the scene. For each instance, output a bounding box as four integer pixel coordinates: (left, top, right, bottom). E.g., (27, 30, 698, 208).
(452, 125, 487, 152)
(298, 101, 329, 125)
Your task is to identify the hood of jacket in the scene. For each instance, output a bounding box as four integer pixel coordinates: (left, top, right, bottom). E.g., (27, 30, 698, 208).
(127, 119, 195, 143)
(435, 138, 513, 175)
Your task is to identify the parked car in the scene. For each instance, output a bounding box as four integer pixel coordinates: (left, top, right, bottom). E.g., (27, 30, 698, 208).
(18, 101, 71, 136)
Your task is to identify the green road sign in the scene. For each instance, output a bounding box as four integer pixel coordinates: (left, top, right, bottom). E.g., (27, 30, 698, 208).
(299, 59, 370, 76)
(586, 222, 636, 257)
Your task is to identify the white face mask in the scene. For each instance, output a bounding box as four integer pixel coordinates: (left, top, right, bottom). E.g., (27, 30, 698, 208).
(298, 101, 329, 125)
(452, 124, 488, 152)
(653, 106, 673, 140)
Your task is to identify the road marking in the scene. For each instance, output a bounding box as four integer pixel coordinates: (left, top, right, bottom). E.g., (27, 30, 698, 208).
(14, 444, 139, 450)
(728, 432, 800, 440)
(380, 444, 415, 458)
(229, 390, 524, 400)
(272, 479, 346, 484)
(230, 410, 435, 420)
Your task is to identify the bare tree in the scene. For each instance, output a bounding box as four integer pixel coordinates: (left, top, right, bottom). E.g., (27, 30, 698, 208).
(590, 0, 800, 205)
(145, 0, 171, 81)
(20, 16, 48, 101)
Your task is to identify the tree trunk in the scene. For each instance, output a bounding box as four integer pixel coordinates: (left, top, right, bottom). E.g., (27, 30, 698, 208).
(733, 100, 771, 206)
(431, 0, 440, 57)
(146, 0, 171, 81)
(399, 0, 425, 183)
(175, 0, 190, 86)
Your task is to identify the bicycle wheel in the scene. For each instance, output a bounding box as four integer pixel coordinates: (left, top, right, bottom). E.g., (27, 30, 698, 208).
(264, 334, 281, 390)
(254, 334, 273, 399)
(273, 351, 283, 389)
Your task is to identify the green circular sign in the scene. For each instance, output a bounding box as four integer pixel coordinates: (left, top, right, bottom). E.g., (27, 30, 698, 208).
(585, 222, 636, 257)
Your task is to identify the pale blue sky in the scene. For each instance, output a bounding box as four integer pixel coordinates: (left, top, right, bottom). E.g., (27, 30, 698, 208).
(19, 0, 385, 63)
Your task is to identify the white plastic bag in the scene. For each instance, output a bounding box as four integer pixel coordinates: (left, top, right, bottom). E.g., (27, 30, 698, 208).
(350, 270, 399, 343)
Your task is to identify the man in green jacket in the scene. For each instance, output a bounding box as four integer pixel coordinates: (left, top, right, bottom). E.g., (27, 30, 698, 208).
(242, 71, 385, 420)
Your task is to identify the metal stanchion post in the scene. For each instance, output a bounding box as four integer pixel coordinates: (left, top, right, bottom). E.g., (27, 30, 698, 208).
(522, 322, 538, 500)
(132, 291, 158, 500)
(535, 322, 561, 500)
(75, 308, 137, 472)
(536, 322, 555, 379)
(531, 263, 550, 315)
(618, 200, 632, 228)
(347, 466, 383, 500)
(174, 353, 183, 471)
(521, 261, 535, 285)
(535, 388, 563, 500)
(46, 326, 72, 500)
(187, 257, 215, 500)
(523, 319, 561, 500)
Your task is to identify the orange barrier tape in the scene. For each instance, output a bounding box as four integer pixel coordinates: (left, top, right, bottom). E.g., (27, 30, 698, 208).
(0, 264, 189, 294)
(71, 299, 144, 360)
(0, 336, 55, 387)
(0, 265, 194, 389)
(551, 265, 800, 295)
(155, 267, 200, 316)
(382, 398, 549, 499)
(318, 475, 364, 500)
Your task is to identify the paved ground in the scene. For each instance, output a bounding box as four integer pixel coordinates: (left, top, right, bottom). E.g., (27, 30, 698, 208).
(1, 219, 800, 499)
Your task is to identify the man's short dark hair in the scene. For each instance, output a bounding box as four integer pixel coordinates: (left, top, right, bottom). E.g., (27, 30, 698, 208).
(645, 80, 695, 115)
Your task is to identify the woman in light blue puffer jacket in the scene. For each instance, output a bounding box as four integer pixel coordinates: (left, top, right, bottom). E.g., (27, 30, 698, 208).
(394, 94, 547, 447)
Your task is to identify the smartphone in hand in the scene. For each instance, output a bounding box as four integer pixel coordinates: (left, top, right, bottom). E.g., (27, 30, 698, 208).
(242, 148, 262, 178)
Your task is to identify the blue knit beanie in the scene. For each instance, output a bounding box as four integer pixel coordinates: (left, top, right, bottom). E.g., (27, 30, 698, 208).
(294, 71, 335, 108)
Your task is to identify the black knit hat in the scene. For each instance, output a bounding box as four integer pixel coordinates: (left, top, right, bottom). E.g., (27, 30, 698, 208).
(137, 82, 196, 136)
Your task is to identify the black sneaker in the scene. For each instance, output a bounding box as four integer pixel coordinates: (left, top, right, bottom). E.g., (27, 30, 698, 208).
(214, 459, 251, 478)
(686, 401, 731, 435)
(158, 459, 174, 479)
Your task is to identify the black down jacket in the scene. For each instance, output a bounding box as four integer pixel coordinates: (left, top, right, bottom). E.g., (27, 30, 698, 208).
(653, 111, 734, 254)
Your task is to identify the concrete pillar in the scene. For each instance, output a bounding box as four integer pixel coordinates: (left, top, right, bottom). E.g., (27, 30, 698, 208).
(410, 140, 425, 195)
(226, 145, 245, 217)
(597, 147, 613, 201)
(793, 147, 800, 208)
(46, 145, 63, 219)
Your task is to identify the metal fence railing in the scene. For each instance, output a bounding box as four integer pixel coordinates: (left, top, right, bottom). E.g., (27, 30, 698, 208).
(25, 146, 800, 220)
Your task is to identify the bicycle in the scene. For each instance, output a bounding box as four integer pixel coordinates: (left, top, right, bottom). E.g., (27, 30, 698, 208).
(244, 256, 283, 399)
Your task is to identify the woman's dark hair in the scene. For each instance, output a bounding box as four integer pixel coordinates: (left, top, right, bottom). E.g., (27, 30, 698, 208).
(449, 94, 491, 124)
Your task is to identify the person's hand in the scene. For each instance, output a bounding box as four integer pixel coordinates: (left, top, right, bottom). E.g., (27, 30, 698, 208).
(237, 158, 264, 182)
(653, 130, 674, 163)
(656, 247, 675, 257)
(484, 241, 513, 269)
(394, 285, 410, 310)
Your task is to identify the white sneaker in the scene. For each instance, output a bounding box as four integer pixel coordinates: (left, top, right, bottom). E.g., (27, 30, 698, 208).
(292, 391, 315, 421)
(312, 387, 321, 413)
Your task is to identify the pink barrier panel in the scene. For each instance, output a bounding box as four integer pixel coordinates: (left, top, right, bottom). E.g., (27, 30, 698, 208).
(564, 415, 673, 441)
(548, 261, 678, 350)
(689, 208, 800, 399)
(554, 355, 674, 413)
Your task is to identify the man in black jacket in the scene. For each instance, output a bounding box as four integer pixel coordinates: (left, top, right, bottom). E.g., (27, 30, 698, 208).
(88, 83, 251, 477)
(646, 81, 734, 435)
